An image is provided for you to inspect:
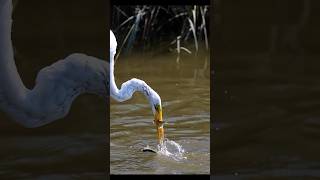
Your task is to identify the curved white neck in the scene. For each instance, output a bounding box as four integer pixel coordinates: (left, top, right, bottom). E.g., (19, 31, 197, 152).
(0, 0, 28, 102)
(109, 31, 161, 114)
(109, 53, 153, 103)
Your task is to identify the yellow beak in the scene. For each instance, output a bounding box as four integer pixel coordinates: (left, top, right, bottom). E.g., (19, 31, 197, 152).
(154, 105, 164, 144)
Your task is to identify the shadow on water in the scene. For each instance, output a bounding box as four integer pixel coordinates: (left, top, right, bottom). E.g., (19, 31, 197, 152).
(110, 52, 210, 174)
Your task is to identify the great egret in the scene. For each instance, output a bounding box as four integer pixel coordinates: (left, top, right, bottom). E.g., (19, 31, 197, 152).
(110, 31, 164, 143)
(0, 0, 164, 143)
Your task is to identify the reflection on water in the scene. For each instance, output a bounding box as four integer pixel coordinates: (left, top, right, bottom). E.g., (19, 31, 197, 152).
(214, 54, 320, 178)
(110, 52, 210, 174)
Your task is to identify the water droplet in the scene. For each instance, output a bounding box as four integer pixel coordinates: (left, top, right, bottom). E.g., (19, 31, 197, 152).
(157, 138, 186, 161)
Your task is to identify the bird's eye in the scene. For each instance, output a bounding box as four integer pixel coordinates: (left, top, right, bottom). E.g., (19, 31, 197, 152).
(154, 104, 160, 111)
(154, 104, 162, 111)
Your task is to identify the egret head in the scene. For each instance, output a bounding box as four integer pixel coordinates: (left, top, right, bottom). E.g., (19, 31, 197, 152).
(150, 92, 162, 124)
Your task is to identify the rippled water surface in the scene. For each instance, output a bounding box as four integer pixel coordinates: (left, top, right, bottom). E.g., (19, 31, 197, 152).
(110, 53, 210, 174)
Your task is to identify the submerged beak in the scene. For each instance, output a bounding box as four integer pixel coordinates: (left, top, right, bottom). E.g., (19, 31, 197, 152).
(154, 104, 164, 144)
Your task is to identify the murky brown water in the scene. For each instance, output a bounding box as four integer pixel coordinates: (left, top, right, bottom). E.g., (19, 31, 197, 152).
(110, 52, 210, 174)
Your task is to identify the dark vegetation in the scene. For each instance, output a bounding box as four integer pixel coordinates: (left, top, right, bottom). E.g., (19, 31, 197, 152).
(111, 6, 209, 58)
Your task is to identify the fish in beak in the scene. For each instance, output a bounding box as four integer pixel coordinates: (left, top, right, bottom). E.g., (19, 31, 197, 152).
(154, 104, 164, 144)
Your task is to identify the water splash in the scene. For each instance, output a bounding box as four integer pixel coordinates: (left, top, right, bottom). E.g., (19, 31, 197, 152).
(157, 138, 187, 161)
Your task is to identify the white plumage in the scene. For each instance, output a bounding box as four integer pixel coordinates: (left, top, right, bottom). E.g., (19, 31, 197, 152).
(110, 30, 162, 116)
